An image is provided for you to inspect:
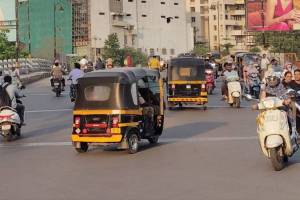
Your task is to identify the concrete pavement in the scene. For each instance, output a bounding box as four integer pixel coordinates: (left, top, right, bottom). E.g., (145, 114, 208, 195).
(0, 78, 299, 200)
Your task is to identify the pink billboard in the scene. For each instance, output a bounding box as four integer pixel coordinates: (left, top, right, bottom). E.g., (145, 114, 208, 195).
(247, 0, 300, 31)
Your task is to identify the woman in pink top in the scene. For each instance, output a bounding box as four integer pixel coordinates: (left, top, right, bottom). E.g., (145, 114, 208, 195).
(263, 0, 300, 31)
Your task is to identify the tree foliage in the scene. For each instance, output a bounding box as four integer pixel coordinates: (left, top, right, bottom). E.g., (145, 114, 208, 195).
(0, 30, 29, 60)
(221, 43, 234, 56)
(249, 46, 261, 53)
(102, 33, 148, 67)
(253, 32, 300, 56)
(192, 42, 209, 56)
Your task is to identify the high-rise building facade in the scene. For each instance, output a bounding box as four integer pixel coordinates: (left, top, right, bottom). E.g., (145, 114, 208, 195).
(18, 0, 72, 60)
(91, 0, 194, 60)
(187, 0, 252, 53)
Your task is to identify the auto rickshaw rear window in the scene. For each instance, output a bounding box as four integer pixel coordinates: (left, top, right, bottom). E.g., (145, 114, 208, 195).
(84, 86, 111, 101)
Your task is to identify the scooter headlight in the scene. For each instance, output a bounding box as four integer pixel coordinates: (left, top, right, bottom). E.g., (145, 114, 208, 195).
(262, 99, 275, 109)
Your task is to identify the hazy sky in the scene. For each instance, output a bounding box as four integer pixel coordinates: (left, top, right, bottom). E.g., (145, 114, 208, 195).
(0, 0, 16, 41)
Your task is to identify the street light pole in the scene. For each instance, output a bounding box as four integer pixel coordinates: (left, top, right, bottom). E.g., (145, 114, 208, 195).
(217, 1, 221, 53)
(53, 1, 57, 59)
(15, 0, 20, 66)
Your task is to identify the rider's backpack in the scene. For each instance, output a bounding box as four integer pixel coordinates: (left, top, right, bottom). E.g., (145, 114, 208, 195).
(0, 84, 11, 107)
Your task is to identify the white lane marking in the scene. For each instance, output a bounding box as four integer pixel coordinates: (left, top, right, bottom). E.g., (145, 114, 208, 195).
(0, 136, 257, 148)
(26, 109, 72, 113)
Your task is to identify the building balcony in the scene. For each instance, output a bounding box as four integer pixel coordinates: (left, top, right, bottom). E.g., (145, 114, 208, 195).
(229, 9, 245, 16)
(229, 30, 244, 36)
(225, 20, 245, 26)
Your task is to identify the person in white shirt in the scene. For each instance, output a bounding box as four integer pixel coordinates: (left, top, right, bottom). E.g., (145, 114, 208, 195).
(68, 63, 84, 85)
(68, 63, 84, 101)
(260, 54, 270, 79)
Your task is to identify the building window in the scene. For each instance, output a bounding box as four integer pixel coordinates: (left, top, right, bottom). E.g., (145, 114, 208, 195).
(190, 0, 195, 2)
(150, 48, 155, 54)
(161, 1, 165, 4)
(191, 17, 196, 22)
(214, 25, 217, 31)
(128, 0, 133, 2)
(162, 48, 167, 55)
(213, 15, 216, 20)
(170, 49, 175, 55)
(99, 12, 105, 15)
(214, 36, 217, 41)
(124, 35, 128, 46)
(142, 14, 147, 17)
(174, 2, 179, 5)
(174, 16, 179, 19)
(141, 0, 146, 3)
(161, 16, 166, 18)
(190, 7, 195, 12)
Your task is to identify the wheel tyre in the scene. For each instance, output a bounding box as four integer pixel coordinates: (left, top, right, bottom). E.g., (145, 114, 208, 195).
(207, 87, 212, 95)
(75, 142, 89, 153)
(283, 155, 289, 163)
(270, 147, 285, 171)
(3, 130, 12, 142)
(16, 127, 21, 137)
(127, 133, 139, 154)
(235, 97, 241, 108)
(148, 136, 159, 144)
(56, 90, 61, 97)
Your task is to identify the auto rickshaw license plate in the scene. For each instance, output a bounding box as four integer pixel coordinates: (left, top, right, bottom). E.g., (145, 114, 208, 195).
(54, 82, 60, 86)
(186, 85, 191, 89)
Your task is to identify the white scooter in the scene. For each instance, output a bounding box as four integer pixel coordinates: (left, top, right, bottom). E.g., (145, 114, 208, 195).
(0, 106, 21, 141)
(253, 91, 299, 171)
(227, 77, 242, 108)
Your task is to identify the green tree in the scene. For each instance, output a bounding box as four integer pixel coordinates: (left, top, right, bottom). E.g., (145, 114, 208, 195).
(249, 46, 261, 53)
(221, 43, 234, 56)
(0, 30, 16, 60)
(192, 43, 209, 56)
(253, 32, 300, 56)
(102, 33, 121, 65)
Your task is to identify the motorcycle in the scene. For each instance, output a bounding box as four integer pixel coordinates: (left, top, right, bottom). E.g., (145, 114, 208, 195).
(205, 69, 215, 95)
(70, 84, 77, 102)
(52, 79, 62, 97)
(248, 72, 261, 99)
(0, 100, 24, 142)
(227, 77, 242, 108)
(251, 90, 299, 171)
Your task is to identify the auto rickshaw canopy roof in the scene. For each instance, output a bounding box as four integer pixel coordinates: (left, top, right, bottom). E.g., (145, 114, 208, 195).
(169, 57, 206, 81)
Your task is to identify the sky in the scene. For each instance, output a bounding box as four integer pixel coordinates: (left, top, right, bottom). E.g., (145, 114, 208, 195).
(0, 0, 16, 41)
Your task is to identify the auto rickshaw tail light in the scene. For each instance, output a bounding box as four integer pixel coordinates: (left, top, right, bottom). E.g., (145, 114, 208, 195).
(201, 84, 206, 92)
(74, 116, 81, 128)
(112, 116, 119, 128)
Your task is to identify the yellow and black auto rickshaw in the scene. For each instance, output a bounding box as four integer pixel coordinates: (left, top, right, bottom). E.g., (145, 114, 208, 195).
(71, 68, 164, 154)
(167, 57, 208, 109)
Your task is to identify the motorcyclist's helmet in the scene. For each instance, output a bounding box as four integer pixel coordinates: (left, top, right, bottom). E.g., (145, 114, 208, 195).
(266, 73, 280, 87)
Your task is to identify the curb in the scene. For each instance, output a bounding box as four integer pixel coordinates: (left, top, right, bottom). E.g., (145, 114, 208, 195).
(21, 72, 51, 85)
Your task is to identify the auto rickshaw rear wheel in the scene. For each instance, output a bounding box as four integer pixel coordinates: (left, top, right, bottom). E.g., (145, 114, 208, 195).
(75, 142, 89, 153)
(148, 135, 159, 144)
(127, 133, 139, 154)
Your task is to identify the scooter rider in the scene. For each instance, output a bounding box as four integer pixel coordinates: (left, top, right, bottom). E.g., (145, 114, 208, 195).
(221, 60, 239, 100)
(2, 75, 25, 125)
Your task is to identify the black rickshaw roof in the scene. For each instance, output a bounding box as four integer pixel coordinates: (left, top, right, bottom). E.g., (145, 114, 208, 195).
(170, 57, 205, 66)
(79, 67, 159, 84)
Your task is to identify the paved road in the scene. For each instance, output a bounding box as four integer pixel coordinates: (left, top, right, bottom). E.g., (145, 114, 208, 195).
(0, 78, 300, 200)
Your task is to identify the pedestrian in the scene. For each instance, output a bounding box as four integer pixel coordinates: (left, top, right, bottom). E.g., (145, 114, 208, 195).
(282, 71, 293, 88)
(79, 56, 88, 70)
(95, 58, 105, 70)
(106, 58, 113, 69)
(124, 55, 132, 67)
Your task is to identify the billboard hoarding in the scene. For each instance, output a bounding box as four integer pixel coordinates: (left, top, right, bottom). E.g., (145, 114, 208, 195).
(247, 0, 300, 32)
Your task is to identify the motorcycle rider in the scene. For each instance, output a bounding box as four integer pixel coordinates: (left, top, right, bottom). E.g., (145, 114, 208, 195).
(50, 60, 65, 90)
(221, 60, 239, 100)
(243, 61, 259, 95)
(68, 62, 84, 100)
(2, 75, 25, 125)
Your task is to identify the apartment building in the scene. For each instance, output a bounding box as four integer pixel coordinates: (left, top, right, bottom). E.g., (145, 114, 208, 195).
(91, 0, 193, 60)
(187, 0, 252, 53)
(209, 0, 250, 53)
(186, 0, 210, 44)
